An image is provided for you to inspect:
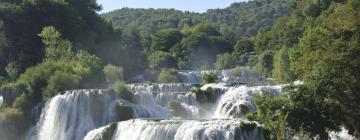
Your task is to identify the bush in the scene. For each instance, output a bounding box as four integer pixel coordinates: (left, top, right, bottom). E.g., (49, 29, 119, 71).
(156, 69, 180, 83)
(112, 80, 133, 101)
(103, 64, 123, 83)
(45, 71, 80, 98)
(202, 73, 218, 84)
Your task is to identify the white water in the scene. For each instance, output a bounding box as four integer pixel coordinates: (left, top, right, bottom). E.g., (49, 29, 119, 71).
(28, 69, 284, 140)
(84, 119, 265, 140)
(214, 85, 282, 118)
(28, 90, 123, 140)
(0, 96, 3, 108)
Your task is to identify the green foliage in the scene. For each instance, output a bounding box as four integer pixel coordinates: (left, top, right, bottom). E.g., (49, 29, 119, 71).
(168, 100, 188, 118)
(156, 69, 179, 83)
(45, 72, 80, 97)
(100, 123, 118, 140)
(103, 0, 294, 41)
(272, 47, 294, 83)
(0, 107, 27, 139)
(5, 62, 19, 81)
(257, 50, 274, 77)
(103, 64, 123, 83)
(253, 94, 290, 139)
(202, 73, 218, 84)
(215, 53, 236, 70)
(148, 51, 176, 69)
(40, 26, 74, 61)
(191, 87, 217, 104)
(234, 39, 255, 56)
(150, 29, 183, 52)
(112, 80, 133, 102)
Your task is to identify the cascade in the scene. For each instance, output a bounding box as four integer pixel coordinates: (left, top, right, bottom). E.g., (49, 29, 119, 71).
(0, 96, 3, 108)
(84, 119, 265, 140)
(27, 70, 285, 140)
(28, 90, 123, 140)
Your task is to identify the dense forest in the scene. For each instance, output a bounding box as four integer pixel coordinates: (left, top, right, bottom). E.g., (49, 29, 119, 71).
(0, 0, 359, 139)
(102, 0, 293, 41)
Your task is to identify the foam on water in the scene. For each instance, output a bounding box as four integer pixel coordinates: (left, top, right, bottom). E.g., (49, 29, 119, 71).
(84, 119, 265, 140)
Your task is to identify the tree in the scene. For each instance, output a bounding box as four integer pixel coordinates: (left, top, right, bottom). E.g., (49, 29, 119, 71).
(272, 46, 294, 83)
(215, 53, 236, 70)
(150, 29, 183, 52)
(148, 51, 176, 69)
(257, 50, 274, 77)
(233, 39, 254, 56)
(39, 26, 74, 61)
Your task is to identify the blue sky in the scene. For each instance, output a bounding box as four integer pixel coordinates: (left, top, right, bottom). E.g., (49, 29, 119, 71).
(97, 0, 248, 13)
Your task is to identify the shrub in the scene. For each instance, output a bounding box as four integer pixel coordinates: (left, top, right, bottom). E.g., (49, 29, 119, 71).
(156, 69, 180, 83)
(103, 64, 123, 83)
(202, 73, 218, 84)
(112, 80, 133, 101)
(45, 71, 80, 98)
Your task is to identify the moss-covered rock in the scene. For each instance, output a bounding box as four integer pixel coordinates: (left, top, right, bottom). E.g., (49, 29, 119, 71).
(168, 100, 188, 118)
(239, 104, 250, 115)
(100, 123, 117, 140)
(114, 103, 133, 122)
(0, 83, 25, 107)
(240, 121, 257, 132)
(111, 81, 133, 102)
(202, 73, 218, 84)
(191, 87, 216, 104)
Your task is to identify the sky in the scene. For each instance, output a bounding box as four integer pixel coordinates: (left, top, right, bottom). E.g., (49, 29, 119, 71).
(97, 0, 248, 13)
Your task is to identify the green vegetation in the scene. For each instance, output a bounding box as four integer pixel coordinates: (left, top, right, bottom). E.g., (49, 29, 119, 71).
(103, 64, 124, 83)
(103, 0, 294, 41)
(112, 81, 133, 102)
(191, 87, 216, 104)
(0, 0, 359, 139)
(156, 69, 180, 83)
(100, 123, 118, 140)
(168, 100, 188, 118)
(202, 73, 218, 84)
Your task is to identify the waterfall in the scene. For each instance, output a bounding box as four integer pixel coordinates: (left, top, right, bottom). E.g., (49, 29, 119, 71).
(84, 119, 265, 140)
(28, 71, 285, 140)
(0, 96, 3, 108)
(28, 90, 123, 140)
(214, 85, 282, 118)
